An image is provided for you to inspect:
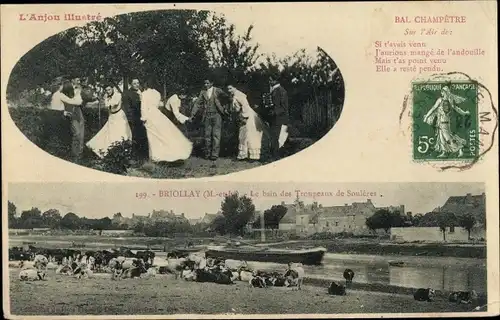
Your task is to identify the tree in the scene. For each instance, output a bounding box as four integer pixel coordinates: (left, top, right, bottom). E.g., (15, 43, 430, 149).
(220, 192, 255, 236)
(437, 212, 457, 241)
(19, 207, 43, 229)
(8, 201, 17, 228)
(365, 209, 405, 233)
(264, 205, 288, 231)
(210, 215, 227, 235)
(458, 213, 476, 240)
(41, 209, 62, 229)
(365, 216, 377, 233)
(411, 213, 425, 227)
(60, 212, 81, 230)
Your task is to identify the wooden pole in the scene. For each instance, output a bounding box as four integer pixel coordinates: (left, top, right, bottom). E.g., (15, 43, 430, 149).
(260, 212, 265, 243)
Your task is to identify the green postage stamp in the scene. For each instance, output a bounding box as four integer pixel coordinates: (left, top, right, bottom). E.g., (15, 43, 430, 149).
(412, 81, 478, 161)
(400, 72, 497, 170)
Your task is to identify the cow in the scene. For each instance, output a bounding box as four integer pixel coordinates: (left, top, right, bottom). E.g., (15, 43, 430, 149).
(224, 259, 248, 271)
(328, 281, 346, 296)
(413, 288, 436, 302)
(214, 271, 233, 285)
(33, 254, 49, 271)
(19, 269, 46, 281)
(343, 269, 355, 287)
(195, 268, 218, 283)
(448, 290, 478, 304)
(250, 276, 267, 288)
(56, 264, 73, 275)
(120, 259, 147, 279)
(164, 258, 188, 279)
(284, 262, 305, 290)
(270, 273, 289, 287)
(239, 270, 254, 282)
(142, 267, 158, 279)
(19, 260, 35, 270)
(136, 250, 155, 265)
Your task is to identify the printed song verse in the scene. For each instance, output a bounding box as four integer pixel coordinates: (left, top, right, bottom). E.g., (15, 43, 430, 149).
(373, 16, 486, 73)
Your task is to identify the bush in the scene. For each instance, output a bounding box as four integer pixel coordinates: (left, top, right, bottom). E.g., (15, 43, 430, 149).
(8, 106, 109, 161)
(94, 139, 134, 174)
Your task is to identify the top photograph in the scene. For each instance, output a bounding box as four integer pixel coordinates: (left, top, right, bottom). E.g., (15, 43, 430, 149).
(6, 9, 345, 179)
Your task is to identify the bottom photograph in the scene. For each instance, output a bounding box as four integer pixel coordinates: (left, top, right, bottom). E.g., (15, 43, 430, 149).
(4, 181, 488, 317)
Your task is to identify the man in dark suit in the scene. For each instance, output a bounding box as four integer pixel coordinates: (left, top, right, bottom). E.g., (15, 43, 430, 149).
(191, 79, 228, 160)
(122, 78, 149, 162)
(268, 75, 290, 161)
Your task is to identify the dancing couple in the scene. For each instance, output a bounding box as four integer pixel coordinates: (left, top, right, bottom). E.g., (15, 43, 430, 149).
(87, 78, 192, 163)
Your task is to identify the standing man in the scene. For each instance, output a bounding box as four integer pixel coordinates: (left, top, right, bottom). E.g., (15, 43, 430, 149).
(122, 78, 149, 163)
(50, 78, 84, 159)
(268, 75, 290, 161)
(191, 78, 228, 161)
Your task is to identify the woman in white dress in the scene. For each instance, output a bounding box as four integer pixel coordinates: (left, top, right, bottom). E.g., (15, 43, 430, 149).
(227, 85, 267, 161)
(423, 86, 470, 158)
(140, 84, 193, 162)
(86, 85, 132, 158)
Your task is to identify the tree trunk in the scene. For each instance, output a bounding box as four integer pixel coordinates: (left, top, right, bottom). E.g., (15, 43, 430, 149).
(467, 229, 471, 241)
(163, 68, 167, 100)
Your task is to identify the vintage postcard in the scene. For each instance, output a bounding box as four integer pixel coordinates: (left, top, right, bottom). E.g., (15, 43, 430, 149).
(1, 1, 498, 319)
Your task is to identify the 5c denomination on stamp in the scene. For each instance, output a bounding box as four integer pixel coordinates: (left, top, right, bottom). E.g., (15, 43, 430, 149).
(401, 72, 498, 171)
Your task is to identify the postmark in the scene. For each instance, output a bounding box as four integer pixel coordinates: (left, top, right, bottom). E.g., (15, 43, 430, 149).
(400, 72, 498, 171)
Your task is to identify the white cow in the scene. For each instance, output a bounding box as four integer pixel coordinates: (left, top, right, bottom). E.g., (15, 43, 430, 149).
(239, 270, 254, 282)
(56, 264, 73, 275)
(19, 261, 35, 270)
(142, 267, 157, 278)
(19, 268, 46, 281)
(225, 259, 247, 270)
(46, 262, 58, 270)
(33, 254, 49, 270)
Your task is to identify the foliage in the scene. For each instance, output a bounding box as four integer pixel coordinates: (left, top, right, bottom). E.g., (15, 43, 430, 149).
(95, 138, 134, 174)
(215, 192, 256, 236)
(251, 205, 288, 230)
(365, 209, 405, 233)
(8, 201, 17, 227)
(458, 213, 476, 240)
(8, 10, 345, 146)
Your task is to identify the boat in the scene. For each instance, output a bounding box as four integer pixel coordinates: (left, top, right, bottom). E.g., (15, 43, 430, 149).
(388, 261, 406, 267)
(205, 245, 327, 266)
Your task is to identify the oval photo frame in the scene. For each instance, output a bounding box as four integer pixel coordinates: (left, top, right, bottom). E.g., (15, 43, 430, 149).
(7, 9, 345, 179)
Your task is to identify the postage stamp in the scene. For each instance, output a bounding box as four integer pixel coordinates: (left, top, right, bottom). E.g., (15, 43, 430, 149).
(400, 72, 498, 171)
(412, 81, 478, 161)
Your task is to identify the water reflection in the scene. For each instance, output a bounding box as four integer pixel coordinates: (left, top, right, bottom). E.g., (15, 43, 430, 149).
(249, 257, 486, 294)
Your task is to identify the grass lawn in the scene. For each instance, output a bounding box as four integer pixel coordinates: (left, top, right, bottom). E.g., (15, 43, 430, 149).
(7, 270, 484, 316)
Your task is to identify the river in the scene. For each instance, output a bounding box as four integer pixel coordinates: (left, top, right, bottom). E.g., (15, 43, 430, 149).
(9, 238, 486, 294)
(244, 253, 487, 294)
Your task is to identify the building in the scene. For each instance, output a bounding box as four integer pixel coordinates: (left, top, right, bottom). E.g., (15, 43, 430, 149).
(316, 199, 404, 235)
(391, 226, 485, 242)
(188, 218, 202, 225)
(278, 198, 405, 236)
(392, 192, 486, 242)
(434, 192, 486, 225)
(199, 213, 219, 225)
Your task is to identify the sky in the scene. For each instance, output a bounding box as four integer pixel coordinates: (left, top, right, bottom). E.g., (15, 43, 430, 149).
(7, 182, 484, 220)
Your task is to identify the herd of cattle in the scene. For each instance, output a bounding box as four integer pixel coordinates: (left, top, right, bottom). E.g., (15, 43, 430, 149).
(9, 246, 480, 304)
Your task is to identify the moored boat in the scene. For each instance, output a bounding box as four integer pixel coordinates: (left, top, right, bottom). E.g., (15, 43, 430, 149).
(205, 245, 327, 265)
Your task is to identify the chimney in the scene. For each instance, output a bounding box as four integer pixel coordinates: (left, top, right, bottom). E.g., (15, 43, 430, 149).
(181, 213, 185, 217)
(281, 201, 285, 205)
(367, 199, 372, 203)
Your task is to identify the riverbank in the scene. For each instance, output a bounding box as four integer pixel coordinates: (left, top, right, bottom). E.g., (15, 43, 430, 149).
(8, 270, 484, 316)
(268, 239, 486, 259)
(8, 236, 486, 259)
